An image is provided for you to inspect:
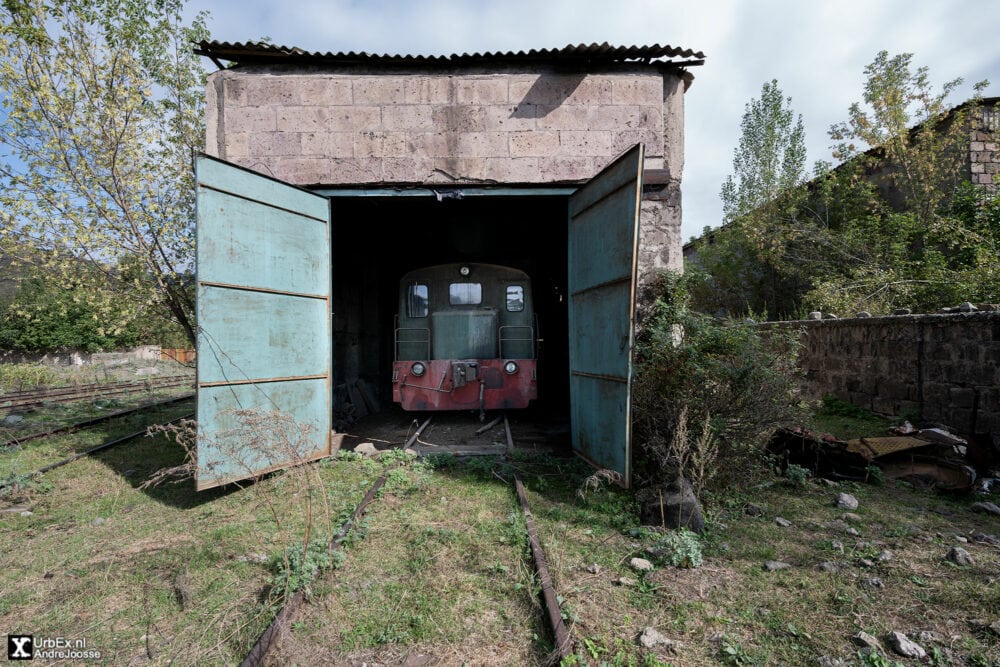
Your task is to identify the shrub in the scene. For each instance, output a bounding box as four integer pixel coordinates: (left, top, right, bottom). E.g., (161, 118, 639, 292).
(652, 528, 704, 569)
(633, 272, 805, 490)
(270, 536, 345, 595)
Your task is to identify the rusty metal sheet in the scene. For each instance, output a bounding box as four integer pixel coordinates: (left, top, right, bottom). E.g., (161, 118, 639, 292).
(846, 436, 935, 461)
(567, 145, 643, 487)
(196, 155, 332, 490)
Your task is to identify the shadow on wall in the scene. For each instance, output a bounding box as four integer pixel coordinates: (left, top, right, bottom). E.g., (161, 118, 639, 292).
(510, 73, 588, 119)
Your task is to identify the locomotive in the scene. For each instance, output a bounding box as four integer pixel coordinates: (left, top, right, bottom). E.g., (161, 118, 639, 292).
(392, 262, 538, 412)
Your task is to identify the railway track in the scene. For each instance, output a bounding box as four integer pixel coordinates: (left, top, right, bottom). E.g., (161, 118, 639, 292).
(1, 393, 194, 450)
(0, 375, 194, 413)
(242, 413, 574, 665)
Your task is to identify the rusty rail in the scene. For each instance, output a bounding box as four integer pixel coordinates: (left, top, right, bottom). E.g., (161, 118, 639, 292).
(1, 393, 194, 450)
(240, 469, 390, 667)
(1, 376, 194, 412)
(514, 473, 572, 660)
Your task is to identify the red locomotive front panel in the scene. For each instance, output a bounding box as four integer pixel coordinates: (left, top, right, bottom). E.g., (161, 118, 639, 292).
(392, 359, 537, 411)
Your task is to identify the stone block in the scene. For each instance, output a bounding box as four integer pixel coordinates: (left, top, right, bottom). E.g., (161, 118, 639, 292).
(611, 77, 662, 105)
(224, 106, 277, 133)
(557, 130, 614, 157)
(352, 77, 408, 104)
(587, 104, 663, 132)
(381, 105, 435, 131)
(538, 156, 598, 182)
(299, 77, 353, 106)
(481, 157, 541, 182)
(326, 106, 382, 132)
(249, 131, 302, 157)
(381, 157, 437, 183)
(614, 129, 663, 156)
(455, 77, 509, 105)
(534, 105, 593, 131)
(273, 156, 380, 185)
(452, 131, 509, 158)
(403, 78, 452, 104)
(509, 74, 611, 106)
(400, 132, 452, 158)
(301, 132, 354, 158)
(483, 104, 539, 131)
(276, 107, 332, 133)
(971, 141, 985, 151)
(222, 76, 248, 105)
(432, 106, 487, 133)
(245, 77, 301, 106)
(224, 132, 249, 159)
(354, 131, 401, 158)
(509, 131, 560, 157)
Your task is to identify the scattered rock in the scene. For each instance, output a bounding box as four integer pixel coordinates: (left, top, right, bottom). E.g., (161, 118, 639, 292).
(893, 308, 911, 315)
(585, 563, 601, 575)
(878, 550, 893, 562)
(817, 478, 838, 487)
(918, 630, 943, 644)
(401, 654, 436, 667)
(614, 576, 637, 587)
(91, 517, 106, 526)
(630, 557, 654, 573)
(861, 577, 884, 589)
(823, 313, 839, 319)
(855, 311, 871, 318)
(831, 540, 845, 553)
(857, 558, 874, 568)
(946, 546, 974, 566)
(826, 520, 860, 537)
(817, 561, 839, 573)
(888, 631, 926, 659)
(775, 517, 792, 527)
(841, 512, 863, 523)
(403, 448, 418, 456)
(852, 631, 880, 650)
(2, 415, 24, 425)
(354, 442, 380, 457)
(972, 532, 1000, 547)
(637, 478, 705, 533)
(835, 493, 859, 510)
(0, 505, 31, 515)
(971, 501, 1000, 516)
(20, 510, 33, 517)
(956, 536, 968, 543)
(743, 503, 766, 517)
(236, 553, 269, 565)
(764, 560, 792, 572)
(817, 657, 847, 667)
(808, 311, 822, 320)
(638, 627, 674, 649)
(959, 301, 978, 312)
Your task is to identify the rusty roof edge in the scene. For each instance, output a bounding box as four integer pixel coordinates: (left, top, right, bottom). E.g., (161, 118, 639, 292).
(193, 40, 706, 67)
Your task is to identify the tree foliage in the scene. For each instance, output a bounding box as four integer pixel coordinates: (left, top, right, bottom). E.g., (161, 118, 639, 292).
(691, 80, 808, 317)
(693, 52, 996, 318)
(0, 0, 209, 347)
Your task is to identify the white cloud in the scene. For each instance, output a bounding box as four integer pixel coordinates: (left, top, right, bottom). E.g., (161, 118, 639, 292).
(193, 0, 1000, 240)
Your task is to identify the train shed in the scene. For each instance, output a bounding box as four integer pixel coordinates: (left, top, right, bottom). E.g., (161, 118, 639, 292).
(193, 41, 704, 490)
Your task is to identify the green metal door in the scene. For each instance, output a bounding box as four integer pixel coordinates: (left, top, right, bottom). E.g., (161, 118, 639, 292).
(195, 155, 332, 491)
(567, 145, 644, 488)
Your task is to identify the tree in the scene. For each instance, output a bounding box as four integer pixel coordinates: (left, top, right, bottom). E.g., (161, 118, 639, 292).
(690, 80, 808, 317)
(0, 0, 209, 347)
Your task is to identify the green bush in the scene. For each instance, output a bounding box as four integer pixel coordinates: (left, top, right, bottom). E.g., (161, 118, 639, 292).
(270, 536, 345, 595)
(633, 272, 805, 490)
(0, 363, 59, 392)
(652, 528, 704, 569)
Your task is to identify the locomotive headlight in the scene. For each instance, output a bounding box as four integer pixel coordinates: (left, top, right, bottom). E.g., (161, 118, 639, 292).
(503, 361, 518, 375)
(459, 266, 470, 276)
(411, 362, 426, 377)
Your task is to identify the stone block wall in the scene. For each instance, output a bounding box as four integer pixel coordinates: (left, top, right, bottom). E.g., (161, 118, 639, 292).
(970, 103, 999, 187)
(761, 312, 1000, 435)
(206, 66, 680, 186)
(206, 63, 688, 299)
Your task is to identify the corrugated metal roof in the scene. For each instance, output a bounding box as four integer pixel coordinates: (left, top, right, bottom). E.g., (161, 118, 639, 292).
(194, 41, 705, 68)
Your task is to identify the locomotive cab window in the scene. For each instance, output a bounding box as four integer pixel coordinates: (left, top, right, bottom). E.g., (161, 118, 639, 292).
(449, 283, 482, 305)
(407, 284, 428, 317)
(506, 285, 524, 312)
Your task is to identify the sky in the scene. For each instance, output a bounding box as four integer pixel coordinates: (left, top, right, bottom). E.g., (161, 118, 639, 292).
(190, 0, 1000, 242)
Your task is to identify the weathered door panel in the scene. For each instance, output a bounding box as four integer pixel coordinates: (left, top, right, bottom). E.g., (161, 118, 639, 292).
(196, 154, 332, 491)
(567, 144, 644, 487)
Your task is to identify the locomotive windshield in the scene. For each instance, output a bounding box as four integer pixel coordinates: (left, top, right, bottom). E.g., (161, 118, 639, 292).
(407, 284, 428, 317)
(449, 283, 482, 305)
(506, 286, 524, 311)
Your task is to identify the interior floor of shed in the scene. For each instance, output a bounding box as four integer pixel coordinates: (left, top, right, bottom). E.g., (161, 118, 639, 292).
(340, 404, 570, 457)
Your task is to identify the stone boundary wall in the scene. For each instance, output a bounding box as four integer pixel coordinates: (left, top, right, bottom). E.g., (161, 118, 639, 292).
(971, 103, 999, 187)
(759, 312, 1000, 435)
(0, 345, 162, 367)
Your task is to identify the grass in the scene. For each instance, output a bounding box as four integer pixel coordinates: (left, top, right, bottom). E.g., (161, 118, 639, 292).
(808, 395, 896, 440)
(0, 412, 997, 665)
